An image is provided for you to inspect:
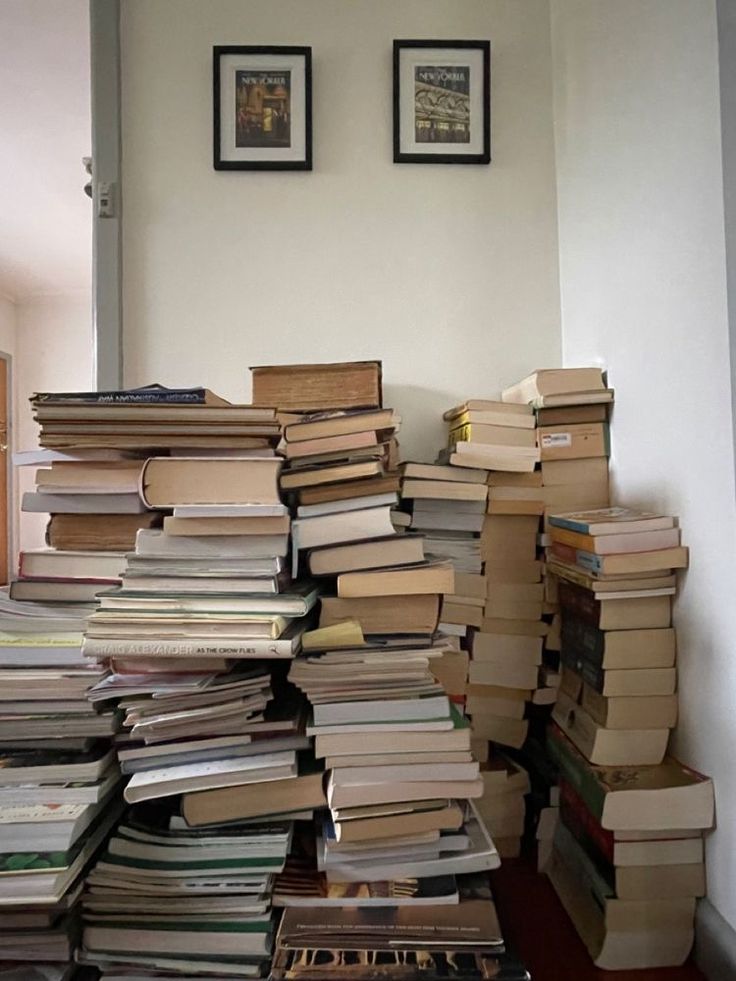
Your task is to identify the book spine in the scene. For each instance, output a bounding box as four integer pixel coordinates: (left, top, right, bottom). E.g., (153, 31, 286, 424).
(560, 616, 604, 662)
(35, 390, 206, 405)
(548, 515, 591, 534)
(557, 580, 601, 626)
(562, 547, 603, 574)
(82, 638, 293, 658)
(546, 724, 607, 822)
(559, 778, 615, 865)
(560, 649, 604, 692)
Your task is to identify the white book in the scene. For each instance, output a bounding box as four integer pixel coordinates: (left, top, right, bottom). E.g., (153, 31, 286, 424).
(297, 492, 398, 518)
(173, 503, 288, 518)
(312, 694, 450, 726)
(135, 529, 288, 560)
(331, 760, 480, 785)
(123, 752, 298, 803)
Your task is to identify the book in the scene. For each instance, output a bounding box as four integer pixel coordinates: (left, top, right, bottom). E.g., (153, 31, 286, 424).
(312, 694, 450, 727)
(9, 580, 111, 603)
(32, 384, 232, 405)
(35, 461, 144, 494)
(549, 507, 676, 536)
(582, 686, 678, 730)
(557, 581, 672, 629)
(281, 460, 383, 491)
(337, 561, 454, 598)
(0, 746, 115, 784)
(46, 512, 161, 551)
(18, 550, 127, 581)
(449, 423, 537, 448)
(538, 423, 610, 461)
(182, 771, 327, 827)
(308, 534, 424, 576)
(140, 457, 282, 507)
(319, 594, 440, 635)
(550, 543, 689, 574)
(547, 724, 714, 830)
(134, 529, 288, 559)
(251, 361, 382, 411)
(550, 525, 680, 555)
(22, 491, 147, 514)
(284, 408, 396, 443)
(502, 368, 608, 404)
(123, 751, 299, 803)
(561, 618, 676, 669)
(552, 691, 669, 765)
(400, 462, 487, 484)
(401, 479, 488, 503)
(297, 474, 400, 506)
(536, 403, 609, 425)
(292, 506, 396, 553)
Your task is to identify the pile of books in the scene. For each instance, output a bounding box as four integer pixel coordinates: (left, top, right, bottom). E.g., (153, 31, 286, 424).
(81, 809, 295, 976)
(0, 591, 120, 975)
(546, 725, 713, 969)
(548, 507, 686, 765)
(76, 454, 322, 974)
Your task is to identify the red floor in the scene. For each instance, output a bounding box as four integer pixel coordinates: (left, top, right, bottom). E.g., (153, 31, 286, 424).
(490, 855, 706, 981)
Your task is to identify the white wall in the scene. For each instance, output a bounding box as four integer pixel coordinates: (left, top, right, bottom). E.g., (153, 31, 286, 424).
(120, 0, 562, 460)
(15, 292, 94, 553)
(551, 0, 736, 930)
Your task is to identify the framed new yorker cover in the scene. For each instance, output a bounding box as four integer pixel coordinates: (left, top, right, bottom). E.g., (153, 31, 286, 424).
(213, 45, 312, 170)
(393, 40, 490, 164)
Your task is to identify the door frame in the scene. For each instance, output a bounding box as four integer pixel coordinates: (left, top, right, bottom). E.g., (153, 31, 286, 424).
(0, 351, 14, 584)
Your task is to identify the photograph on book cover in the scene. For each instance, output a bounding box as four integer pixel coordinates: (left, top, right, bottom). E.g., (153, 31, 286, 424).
(214, 46, 312, 170)
(394, 40, 490, 164)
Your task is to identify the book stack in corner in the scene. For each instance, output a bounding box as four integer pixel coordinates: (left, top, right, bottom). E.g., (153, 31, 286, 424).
(547, 507, 686, 766)
(545, 724, 713, 969)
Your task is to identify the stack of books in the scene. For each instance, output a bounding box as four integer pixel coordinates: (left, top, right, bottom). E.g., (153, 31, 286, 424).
(282, 408, 402, 587)
(285, 627, 499, 894)
(545, 725, 713, 970)
(547, 507, 686, 765)
(501, 366, 613, 708)
(80, 807, 294, 977)
(78, 449, 323, 974)
(0, 590, 121, 976)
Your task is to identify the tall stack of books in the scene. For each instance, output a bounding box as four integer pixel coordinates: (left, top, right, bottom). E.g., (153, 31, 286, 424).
(547, 507, 687, 765)
(250, 362, 520, 977)
(396, 403, 543, 858)
(0, 420, 151, 975)
(501, 367, 613, 712)
(75, 447, 325, 975)
(546, 725, 713, 969)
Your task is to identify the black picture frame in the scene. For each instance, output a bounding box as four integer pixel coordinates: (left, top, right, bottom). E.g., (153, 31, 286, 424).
(393, 39, 491, 164)
(213, 45, 312, 171)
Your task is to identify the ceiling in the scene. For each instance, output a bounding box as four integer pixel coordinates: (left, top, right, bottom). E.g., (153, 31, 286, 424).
(0, 0, 92, 300)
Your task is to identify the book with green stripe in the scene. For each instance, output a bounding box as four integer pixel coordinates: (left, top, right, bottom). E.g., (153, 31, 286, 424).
(546, 724, 714, 831)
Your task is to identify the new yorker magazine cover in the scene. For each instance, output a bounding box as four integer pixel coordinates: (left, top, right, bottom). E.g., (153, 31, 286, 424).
(236, 70, 292, 148)
(414, 65, 471, 144)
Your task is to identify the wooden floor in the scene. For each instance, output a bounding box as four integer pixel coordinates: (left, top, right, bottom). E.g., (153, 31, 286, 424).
(490, 855, 706, 981)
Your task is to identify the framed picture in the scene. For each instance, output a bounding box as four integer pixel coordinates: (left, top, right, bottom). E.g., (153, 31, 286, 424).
(393, 40, 490, 164)
(213, 45, 312, 170)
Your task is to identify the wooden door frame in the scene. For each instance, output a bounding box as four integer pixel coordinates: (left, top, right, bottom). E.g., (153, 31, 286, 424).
(0, 351, 13, 583)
